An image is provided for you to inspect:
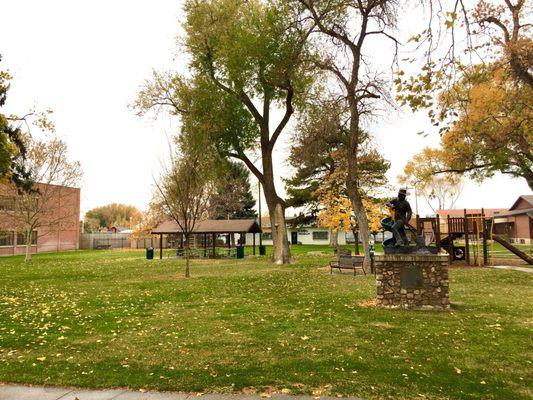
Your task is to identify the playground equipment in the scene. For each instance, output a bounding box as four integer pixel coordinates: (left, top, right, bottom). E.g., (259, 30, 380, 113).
(493, 234, 533, 264)
(383, 208, 532, 266)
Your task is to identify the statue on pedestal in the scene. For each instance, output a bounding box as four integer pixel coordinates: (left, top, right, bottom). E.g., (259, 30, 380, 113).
(385, 188, 413, 247)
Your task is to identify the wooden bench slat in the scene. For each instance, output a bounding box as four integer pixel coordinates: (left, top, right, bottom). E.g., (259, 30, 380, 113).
(330, 255, 366, 276)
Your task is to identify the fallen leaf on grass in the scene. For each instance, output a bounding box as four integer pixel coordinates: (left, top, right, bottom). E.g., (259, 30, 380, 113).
(359, 299, 376, 308)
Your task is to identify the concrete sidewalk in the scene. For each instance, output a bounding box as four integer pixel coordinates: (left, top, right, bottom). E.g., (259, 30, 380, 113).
(0, 384, 363, 400)
(487, 265, 533, 273)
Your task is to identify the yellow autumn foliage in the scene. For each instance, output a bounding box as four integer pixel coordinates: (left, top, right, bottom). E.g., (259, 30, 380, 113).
(315, 168, 386, 234)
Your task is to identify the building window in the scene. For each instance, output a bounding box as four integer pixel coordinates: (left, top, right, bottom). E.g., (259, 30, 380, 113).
(312, 231, 329, 240)
(0, 231, 14, 246)
(16, 231, 37, 245)
(262, 232, 272, 240)
(0, 196, 15, 212)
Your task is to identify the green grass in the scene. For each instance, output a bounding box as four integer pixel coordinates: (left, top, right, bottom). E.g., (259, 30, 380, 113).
(162, 240, 533, 261)
(158, 244, 374, 258)
(0, 250, 532, 400)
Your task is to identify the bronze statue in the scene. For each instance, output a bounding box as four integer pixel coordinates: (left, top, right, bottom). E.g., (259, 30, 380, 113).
(385, 188, 413, 247)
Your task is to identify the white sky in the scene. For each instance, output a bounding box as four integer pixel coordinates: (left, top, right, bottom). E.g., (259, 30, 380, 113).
(1, 0, 530, 219)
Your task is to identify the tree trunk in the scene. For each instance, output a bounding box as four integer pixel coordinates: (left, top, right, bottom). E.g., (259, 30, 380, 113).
(352, 228, 360, 255)
(266, 200, 291, 264)
(346, 106, 371, 269)
(261, 149, 291, 264)
(24, 229, 32, 262)
(185, 254, 190, 278)
(184, 235, 190, 278)
(329, 229, 339, 254)
(349, 190, 370, 268)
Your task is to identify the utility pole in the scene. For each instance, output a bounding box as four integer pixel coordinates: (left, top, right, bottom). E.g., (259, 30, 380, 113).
(258, 180, 262, 246)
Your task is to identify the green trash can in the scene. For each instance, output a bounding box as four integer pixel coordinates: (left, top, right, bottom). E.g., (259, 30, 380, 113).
(259, 245, 266, 256)
(236, 246, 245, 259)
(146, 247, 154, 260)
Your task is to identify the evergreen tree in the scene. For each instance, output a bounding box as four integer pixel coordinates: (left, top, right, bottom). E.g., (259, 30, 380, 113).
(285, 101, 389, 218)
(0, 55, 30, 189)
(210, 161, 257, 220)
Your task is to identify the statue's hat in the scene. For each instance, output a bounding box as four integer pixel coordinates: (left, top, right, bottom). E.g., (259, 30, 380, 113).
(398, 188, 408, 196)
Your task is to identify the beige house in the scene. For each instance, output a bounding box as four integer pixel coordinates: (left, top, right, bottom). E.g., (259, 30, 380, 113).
(253, 216, 348, 246)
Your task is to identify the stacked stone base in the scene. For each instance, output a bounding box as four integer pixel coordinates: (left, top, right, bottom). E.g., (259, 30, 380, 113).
(375, 254, 450, 310)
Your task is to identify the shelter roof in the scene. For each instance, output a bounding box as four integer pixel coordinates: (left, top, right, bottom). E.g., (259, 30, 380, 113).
(152, 219, 261, 234)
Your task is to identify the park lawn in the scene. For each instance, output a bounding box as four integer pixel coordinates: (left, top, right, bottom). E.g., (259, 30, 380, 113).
(0, 250, 532, 400)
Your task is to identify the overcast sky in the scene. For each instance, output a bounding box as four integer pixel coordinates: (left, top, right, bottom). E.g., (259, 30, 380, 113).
(1, 0, 530, 218)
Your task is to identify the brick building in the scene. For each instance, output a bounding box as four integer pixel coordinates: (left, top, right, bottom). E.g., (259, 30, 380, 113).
(493, 195, 533, 244)
(436, 195, 533, 244)
(0, 183, 80, 256)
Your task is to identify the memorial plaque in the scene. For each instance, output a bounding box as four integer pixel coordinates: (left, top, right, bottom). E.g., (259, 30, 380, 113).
(401, 264, 423, 289)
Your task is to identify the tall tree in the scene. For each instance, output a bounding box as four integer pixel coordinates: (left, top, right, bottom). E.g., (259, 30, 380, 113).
(136, 0, 315, 264)
(285, 99, 345, 216)
(296, 0, 399, 266)
(286, 91, 390, 259)
(5, 134, 82, 261)
(210, 161, 257, 220)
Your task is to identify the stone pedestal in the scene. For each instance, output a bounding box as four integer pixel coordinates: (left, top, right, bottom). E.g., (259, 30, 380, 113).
(375, 254, 450, 310)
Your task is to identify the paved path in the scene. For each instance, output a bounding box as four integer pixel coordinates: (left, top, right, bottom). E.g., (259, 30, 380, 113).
(487, 265, 533, 273)
(0, 384, 363, 400)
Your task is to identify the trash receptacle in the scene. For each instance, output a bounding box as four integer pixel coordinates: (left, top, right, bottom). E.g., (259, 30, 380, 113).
(146, 247, 154, 260)
(259, 245, 266, 256)
(236, 246, 245, 259)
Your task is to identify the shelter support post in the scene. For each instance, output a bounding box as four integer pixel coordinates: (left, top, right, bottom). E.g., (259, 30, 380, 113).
(253, 233, 256, 255)
(159, 234, 163, 260)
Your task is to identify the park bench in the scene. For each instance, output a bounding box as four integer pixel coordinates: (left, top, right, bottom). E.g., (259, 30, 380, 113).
(330, 255, 366, 276)
(336, 248, 352, 257)
(95, 244, 112, 250)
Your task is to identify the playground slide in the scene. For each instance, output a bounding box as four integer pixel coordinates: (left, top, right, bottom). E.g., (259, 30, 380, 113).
(493, 235, 533, 265)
